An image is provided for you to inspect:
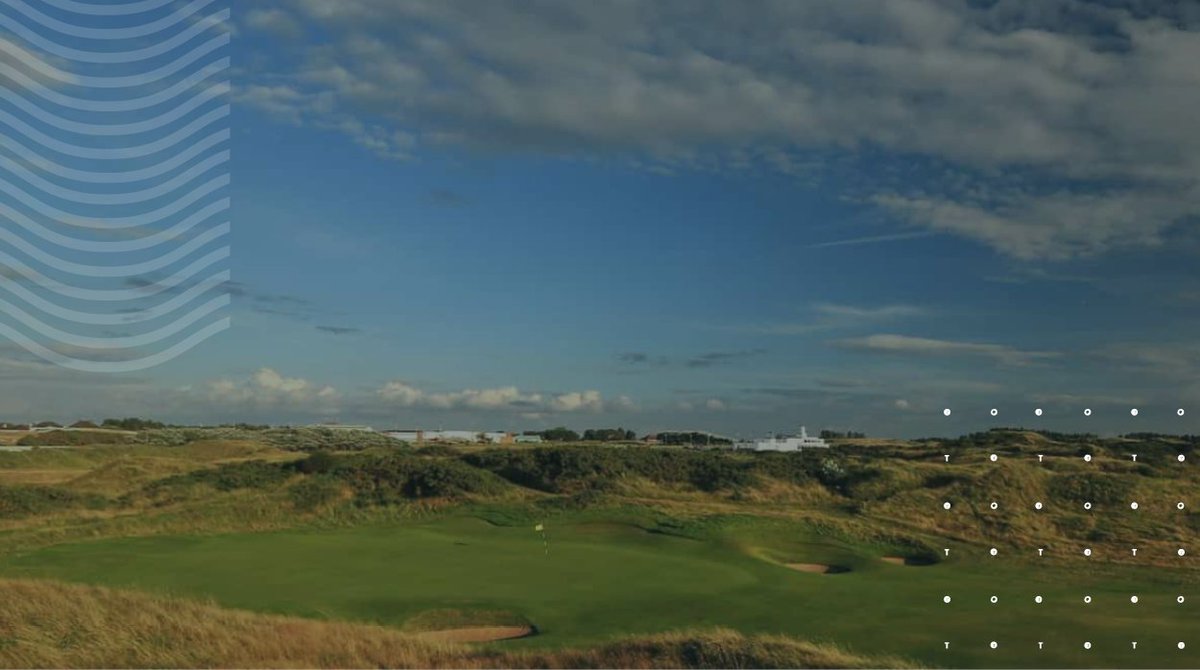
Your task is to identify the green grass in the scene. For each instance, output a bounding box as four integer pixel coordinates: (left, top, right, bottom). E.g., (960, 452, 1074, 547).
(0, 512, 1192, 668)
(2, 432, 1196, 668)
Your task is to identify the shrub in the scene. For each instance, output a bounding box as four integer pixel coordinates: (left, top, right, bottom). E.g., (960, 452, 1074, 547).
(335, 454, 505, 505)
(100, 418, 166, 431)
(288, 476, 344, 511)
(297, 450, 336, 474)
(133, 427, 406, 451)
(155, 460, 293, 493)
(1047, 473, 1132, 504)
(17, 430, 130, 446)
(0, 485, 107, 518)
(460, 446, 793, 494)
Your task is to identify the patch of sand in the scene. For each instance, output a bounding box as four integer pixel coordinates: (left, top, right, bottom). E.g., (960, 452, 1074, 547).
(416, 626, 534, 643)
(882, 555, 936, 566)
(0, 469, 87, 485)
(784, 562, 848, 574)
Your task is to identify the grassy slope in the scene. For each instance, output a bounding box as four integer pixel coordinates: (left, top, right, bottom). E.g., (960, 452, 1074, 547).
(0, 579, 916, 669)
(0, 514, 1193, 668)
(0, 431, 1196, 668)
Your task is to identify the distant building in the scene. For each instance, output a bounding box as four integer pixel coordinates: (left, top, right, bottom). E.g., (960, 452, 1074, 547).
(386, 430, 423, 443)
(734, 426, 830, 452)
(482, 432, 514, 444)
(386, 429, 509, 443)
(515, 434, 543, 444)
(427, 430, 477, 442)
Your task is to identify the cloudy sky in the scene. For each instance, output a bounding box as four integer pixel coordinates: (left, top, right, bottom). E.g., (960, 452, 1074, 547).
(2, 0, 1199, 437)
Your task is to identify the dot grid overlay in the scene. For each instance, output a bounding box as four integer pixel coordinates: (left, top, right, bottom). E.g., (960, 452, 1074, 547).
(928, 407, 1192, 665)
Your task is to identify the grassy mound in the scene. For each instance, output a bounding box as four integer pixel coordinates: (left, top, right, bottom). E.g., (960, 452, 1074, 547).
(0, 579, 912, 668)
(17, 430, 131, 447)
(0, 485, 107, 519)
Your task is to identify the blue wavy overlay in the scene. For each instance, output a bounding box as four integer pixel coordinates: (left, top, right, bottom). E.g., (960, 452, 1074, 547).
(0, 0, 230, 372)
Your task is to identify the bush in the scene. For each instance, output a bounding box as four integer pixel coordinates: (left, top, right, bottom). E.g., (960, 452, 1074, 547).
(1047, 473, 1132, 505)
(133, 427, 406, 451)
(17, 430, 131, 446)
(297, 450, 336, 474)
(155, 460, 293, 492)
(288, 476, 344, 511)
(101, 418, 166, 431)
(332, 453, 506, 505)
(460, 446, 796, 494)
(0, 485, 107, 518)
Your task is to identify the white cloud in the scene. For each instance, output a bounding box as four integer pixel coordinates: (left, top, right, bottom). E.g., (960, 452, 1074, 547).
(837, 334, 1060, 366)
(548, 390, 604, 412)
(206, 367, 340, 406)
(238, 0, 1200, 258)
(873, 191, 1189, 261)
(377, 381, 626, 413)
(244, 8, 305, 39)
(813, 303, 927, 320)
(738, 302, 925, 335)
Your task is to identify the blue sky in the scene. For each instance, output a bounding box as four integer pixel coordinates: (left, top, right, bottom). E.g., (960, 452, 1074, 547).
(2, 0, 1199, 437)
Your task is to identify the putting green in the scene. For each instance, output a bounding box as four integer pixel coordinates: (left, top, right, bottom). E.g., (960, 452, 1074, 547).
(0, 515, 1192, 668)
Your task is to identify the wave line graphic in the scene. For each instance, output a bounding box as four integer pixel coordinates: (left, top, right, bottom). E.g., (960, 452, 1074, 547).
(0, 9, 230, 63)
(1, 198, 228, 251)
(0, 32, 229, 88)
(0, 128, 228, 183)
(0, 0, 232, 372)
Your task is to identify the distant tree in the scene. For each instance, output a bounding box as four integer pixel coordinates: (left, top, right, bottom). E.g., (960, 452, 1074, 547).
(581, 428, 633, 442)
(657, 431, 731, 446)
(35, 421, 62, 428)
(101, 417, 166, 431)
(70, 420, 99, 429)
(819, 430, 867, 439)
(540, 426, 580, 442)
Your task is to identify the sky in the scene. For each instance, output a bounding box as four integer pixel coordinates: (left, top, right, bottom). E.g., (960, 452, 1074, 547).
(1, 0, 1199, 437)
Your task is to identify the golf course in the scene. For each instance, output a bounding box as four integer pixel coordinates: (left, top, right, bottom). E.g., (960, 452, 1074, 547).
(0, 427, 1196, 668)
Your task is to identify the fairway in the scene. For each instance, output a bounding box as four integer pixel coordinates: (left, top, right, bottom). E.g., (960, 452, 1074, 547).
(0, 514, 1192, 668)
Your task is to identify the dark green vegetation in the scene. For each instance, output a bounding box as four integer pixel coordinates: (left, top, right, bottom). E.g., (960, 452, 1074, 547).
(17, 430, 130, 447)
(1, 428, 1197, 668)
(0, 485, 108, 518)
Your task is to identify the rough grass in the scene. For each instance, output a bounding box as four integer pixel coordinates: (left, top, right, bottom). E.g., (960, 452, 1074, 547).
(0, 579, 913, 669)
(17, 430, 133, 447)
(402, 607, 533, 632)
(0, 431, 1195, 667)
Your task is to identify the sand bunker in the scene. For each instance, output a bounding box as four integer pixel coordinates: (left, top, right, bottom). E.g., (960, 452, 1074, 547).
(416, 626, 534, 643)
(882, 555, 936, 566)
(784, 562, 849, 574)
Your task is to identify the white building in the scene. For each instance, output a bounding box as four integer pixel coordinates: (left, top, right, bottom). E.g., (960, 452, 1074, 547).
(386, 429, 511, 443)
(734, 426, 829, 452)
(481, 432, 513, 444)
(386, 430, 422, 443)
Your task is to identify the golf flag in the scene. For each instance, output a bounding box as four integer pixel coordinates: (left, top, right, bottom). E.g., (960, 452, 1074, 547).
(534, 523, 544, 532)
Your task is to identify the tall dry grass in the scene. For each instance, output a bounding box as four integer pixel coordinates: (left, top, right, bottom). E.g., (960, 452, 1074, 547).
(0, 579, 915, 669)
